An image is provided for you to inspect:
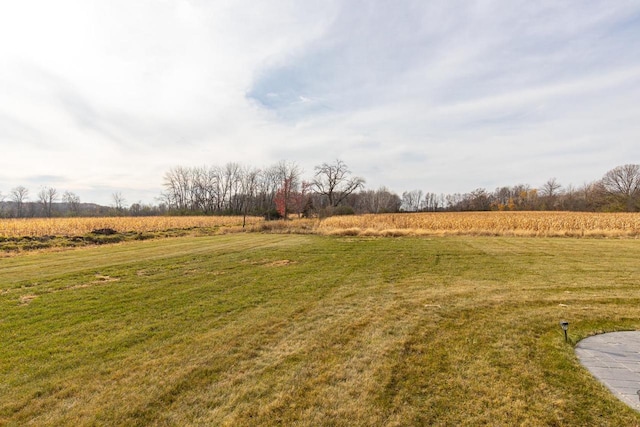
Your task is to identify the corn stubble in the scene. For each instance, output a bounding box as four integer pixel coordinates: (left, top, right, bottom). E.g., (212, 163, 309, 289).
(310, 211, 640, 237)
(0, 216, 262, 238)
(2, 212, 640, 239)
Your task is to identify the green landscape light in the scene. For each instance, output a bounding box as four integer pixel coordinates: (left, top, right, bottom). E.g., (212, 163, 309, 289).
(560, 321, 569, 343)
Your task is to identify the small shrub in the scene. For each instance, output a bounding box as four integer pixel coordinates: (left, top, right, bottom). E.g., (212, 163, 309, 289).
(263, 209, 283, 221)
(92, 228, 118, 235)
(319, 206, 356, 218)
(332, 206, 355, 216)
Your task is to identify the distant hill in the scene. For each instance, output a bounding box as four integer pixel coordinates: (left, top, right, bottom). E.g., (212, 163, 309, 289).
(0, 201, 112, 218)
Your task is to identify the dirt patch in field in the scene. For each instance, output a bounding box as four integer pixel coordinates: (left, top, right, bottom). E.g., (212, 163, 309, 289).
(265, 259, 295, 267)
(19, 294, 38, 305)
(241, 258, 296, 267)
(94, 274, 119, 283)
(68, 274, 120, 290)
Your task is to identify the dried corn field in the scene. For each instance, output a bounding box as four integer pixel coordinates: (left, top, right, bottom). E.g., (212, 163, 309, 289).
(3, 212, 640, 239)
(310, 211, 640, 237)
(0, 216, 262, 238)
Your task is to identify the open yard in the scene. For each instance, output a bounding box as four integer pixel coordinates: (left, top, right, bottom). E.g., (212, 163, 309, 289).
(1, 233, 640, 425)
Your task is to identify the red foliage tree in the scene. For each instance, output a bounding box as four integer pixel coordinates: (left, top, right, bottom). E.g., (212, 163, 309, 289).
(275, 179, 312, 218)
(274, 178, 293, 218)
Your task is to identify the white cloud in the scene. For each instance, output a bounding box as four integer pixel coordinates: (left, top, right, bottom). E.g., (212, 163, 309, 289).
(1, 0, 639, 204)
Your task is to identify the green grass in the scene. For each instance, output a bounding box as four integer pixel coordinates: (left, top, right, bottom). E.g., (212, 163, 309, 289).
(1, 234, 640, 426)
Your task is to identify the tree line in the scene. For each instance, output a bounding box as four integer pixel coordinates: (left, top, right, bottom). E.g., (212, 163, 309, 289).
(0, 187, 164, 218)
(427, 164, 640, 213)
(1, 162, 639, 218)
(156, 161, 640, 216)
(158, 159, 378, 219)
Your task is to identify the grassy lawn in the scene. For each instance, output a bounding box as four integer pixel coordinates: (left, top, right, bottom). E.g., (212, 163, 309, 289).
(1, 234, 640, 426)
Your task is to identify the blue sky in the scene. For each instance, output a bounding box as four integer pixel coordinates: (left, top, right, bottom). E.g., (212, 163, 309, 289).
(1, 0, 639, 205)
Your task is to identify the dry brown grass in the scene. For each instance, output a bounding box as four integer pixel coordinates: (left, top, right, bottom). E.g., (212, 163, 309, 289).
(0, 216, 262, 238)
(278, 211, 640, 237)
(4, 212, 640, 241)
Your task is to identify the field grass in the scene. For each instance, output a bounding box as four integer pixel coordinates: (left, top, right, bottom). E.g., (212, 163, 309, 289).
(1, 234, 640, 426)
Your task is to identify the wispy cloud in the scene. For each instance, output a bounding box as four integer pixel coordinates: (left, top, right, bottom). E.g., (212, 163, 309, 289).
(1, 0, 639, 203)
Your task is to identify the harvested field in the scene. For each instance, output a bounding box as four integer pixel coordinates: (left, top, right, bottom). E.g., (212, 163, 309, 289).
(263, 212, 640, 237)
(0, 216, 262, 238)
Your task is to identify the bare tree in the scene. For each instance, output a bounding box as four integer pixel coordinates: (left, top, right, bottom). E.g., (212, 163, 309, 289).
(62, 191, 81, 216)
(190, 166, 219, 213)
(112, 192, 126, 213)
(257, 164, 282, 217)
(421, 192, 444, 212)
(129, 201, 142, 216)
(240, 166, 261, 227)
(10, 186, 29, 217)
(539, 178, 562, 210)
(312, 159, 365, 208)
(401, 190, 423, 212)
(601, 164, 640, 211)
(38, 186, 58, 217)
(465, 188, 492, 211)
(540, 178, 562, 198)
(190, 166, 207, 212)
(354, 187, 400, 213)
(224, 162, 243, 213)
(162, 166, 193, 212)
(378, 188, 402, 213)
(203, 166, 222, 213)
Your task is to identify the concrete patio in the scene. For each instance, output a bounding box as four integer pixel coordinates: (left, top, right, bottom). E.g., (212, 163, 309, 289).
(576, 331, 640, 412)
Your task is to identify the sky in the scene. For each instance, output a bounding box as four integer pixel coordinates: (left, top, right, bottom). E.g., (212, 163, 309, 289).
(1, 0, 639, 206)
